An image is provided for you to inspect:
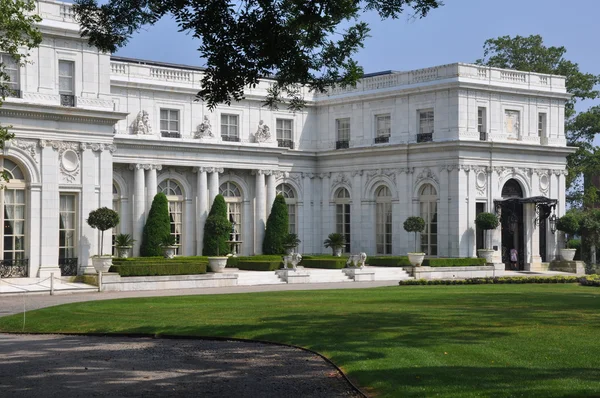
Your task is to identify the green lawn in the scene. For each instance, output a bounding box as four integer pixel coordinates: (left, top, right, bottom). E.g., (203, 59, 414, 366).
(2, 284, 600, 397)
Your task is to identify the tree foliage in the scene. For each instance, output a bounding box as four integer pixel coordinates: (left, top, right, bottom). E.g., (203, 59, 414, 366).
(263, 195, 289, 255)
(73, 0, 442, 111)
(202, 194, 231, 256)
(475, 212, 499, 231)
(87, 207, 120, 256)
(141, 192, 172, 257)
(0, 0, 42, 181)
(476, 34, 600, 207)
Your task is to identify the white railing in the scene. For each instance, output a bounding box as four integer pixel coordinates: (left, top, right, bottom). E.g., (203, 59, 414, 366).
(500, 71, 527, 83)
(111, 63, 128, 75)
(60, 4, 75, 21)
(150, 67, 192, 82)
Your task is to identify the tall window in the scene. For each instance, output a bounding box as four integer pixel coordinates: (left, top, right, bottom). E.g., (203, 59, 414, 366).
(58, 60, 75, 106)
(219, 181, 242, 240)
(538, 113, 547, 138)
(221, 114, 239, 141)
(276, 183, 297, 234)
(375, 114, 391, 143)
(160, 109, 180, 138)
(419, 184, 437, 255)
(158, 179, 184, 254)
(418, 109, 434, 142)
(375, 186, 392, 254)
(276, 119, 294, 149)
(335, 188, 351, 253)
(59, 193, 77, 262)
(1, 159, 26, 265)
(336, 118, 350, 149)
(478, 107, 487, 141)
(0, 53, 20, 97)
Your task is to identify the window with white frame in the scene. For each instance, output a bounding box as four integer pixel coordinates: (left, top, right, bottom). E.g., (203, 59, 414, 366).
(375, 114, 391, 143)
(419, 184, 437, 256)
(160, 109, 180, 138)
(418, 109, 434, 140)
(1, 159, 26, 265)
(538, 112, 547, 138)
(59, 193, 77, 261)
(219, 181, 243, 240)
(478, 107, 487, 140)
(276, 183, 297, 234)
(335, 188, 351, 253)
(336, 118, 350, 149)
(375, 185, 392, 255)
(276, 119, 294, 148)
(0, 53, 20, 97)
(59, 60, 75, 106)
(221, 114, 239, 141)
(158, 179, 184, 254)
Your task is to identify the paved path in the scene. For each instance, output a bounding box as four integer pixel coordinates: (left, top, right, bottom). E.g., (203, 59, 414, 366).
(0, 281, 398, 317)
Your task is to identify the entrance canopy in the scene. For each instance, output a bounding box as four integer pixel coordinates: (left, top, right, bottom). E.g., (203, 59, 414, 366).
(494, 196, 557, 225)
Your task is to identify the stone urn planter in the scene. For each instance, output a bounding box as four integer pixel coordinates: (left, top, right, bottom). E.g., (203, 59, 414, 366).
(116, 246, 132, 259)
(560, 248, 577, 261)
(407, 253, 425, 267)
(477, 249, 495, 264)
(208, 257, 228, 273)
(162, 245, 178, 259)
(333, 247, 343, 257)
(92, 255, 112, 273)
(284, 246, 295, 255)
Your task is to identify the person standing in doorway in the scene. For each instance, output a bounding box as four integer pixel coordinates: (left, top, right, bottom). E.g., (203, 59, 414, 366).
(510, 248, 518, 271)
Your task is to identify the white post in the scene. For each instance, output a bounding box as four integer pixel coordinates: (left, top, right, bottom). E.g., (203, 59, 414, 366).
(254, 170, 266, 254)
(208, 168, 222, 206)
(131, 164, 146, 257)
(50, 272, 54, 295)
(196, 167, 209, 255)
(146, 165, 160, 208)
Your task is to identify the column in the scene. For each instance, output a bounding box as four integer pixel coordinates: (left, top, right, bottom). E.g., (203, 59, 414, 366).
(80, 146, 98, 274)
(196, 167, 208, 255)
(266, 172, 276, 217)
(254, 170, 266, 254)
(146, 164, 160, 208)
(351, 170, 363, 253)
(525, 203, 542, 270)
(38, 144, 61, 278)
(208, 168, 221, 207)
(302, 173, 313, 254)
(131, 164, 145, 257)
(490, 168, 502, 263)
(438, 166, 450, 257)
(321, 173, 330, 254)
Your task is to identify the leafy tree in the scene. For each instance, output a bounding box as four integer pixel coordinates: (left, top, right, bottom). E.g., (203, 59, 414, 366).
(263, 195, 289, 255)
(202, 194, 231, 256)
(0, 0, 42, 181)
(73, 0, 443, 111)
(476, 34, 600, 207)
(474, 212, 499, 250)
(140, 192, 171, 256)
(403, 216, 425, 253)
(87, 207, 120, 256)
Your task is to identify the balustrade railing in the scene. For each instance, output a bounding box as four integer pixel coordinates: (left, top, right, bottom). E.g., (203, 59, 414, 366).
(417, 133, 433, 143)
(277, 139, 294, 149)
(161, 131, 181, 138)
(374, 136, 390, 144)
(60, 94, 75, 107)
(336, 140, 350, 149)
(58, 257, 78, 276)
(222, 135, 240, 142)
(0, 259, 29, 278)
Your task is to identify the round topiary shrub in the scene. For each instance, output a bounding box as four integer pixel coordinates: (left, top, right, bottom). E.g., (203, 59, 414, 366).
(87, 207, 120, 256)
(263, 194, 289, 254)
(403, 216, 425, 253)
(140, 192, 171, 257)
(475, 212, 500, 231)
(556, 213, 580, 237)
(202, 194, 232, 256)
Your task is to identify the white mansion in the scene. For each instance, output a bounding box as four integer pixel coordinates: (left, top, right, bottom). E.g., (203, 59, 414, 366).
(0, 0, 573, 278)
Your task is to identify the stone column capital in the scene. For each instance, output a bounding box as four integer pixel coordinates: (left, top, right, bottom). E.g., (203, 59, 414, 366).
(129, 163, 146, 171)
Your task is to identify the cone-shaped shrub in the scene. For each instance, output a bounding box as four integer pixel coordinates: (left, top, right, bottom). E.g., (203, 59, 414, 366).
(263, 195, 289, 254)
(141, 192, 171, 257)
(202, 194, 231, 256)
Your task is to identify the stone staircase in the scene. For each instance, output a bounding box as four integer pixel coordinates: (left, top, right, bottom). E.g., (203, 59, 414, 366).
(307, 269, 353, 283)
(233, 270, 287, 286)
(366, 266, 412, 281)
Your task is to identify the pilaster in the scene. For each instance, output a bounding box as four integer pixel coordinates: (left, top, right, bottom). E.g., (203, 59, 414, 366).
(254, 169, 267, 254)
(195, 167, 209, 255)
(131, 164, 145, 257)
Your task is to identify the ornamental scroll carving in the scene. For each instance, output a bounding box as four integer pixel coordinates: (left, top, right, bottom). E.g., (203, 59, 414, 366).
(10, 139, 38, 163)
(415, 167, 438, 185)
(39, 141, 81, 183)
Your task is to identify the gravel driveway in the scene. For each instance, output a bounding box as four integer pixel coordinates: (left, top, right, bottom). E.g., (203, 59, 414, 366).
(0, 334, 362, 397)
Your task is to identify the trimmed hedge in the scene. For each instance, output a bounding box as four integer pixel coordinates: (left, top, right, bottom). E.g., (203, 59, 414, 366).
(579, 274, 600, 287)
(367, 257, 486, 267)
(227, 255, 284, 268)
(236, 260, 282, 271)
(399, 275, 581, 285)
(202, 195, 231, 256)
(109, 263, 207, 276)
(140, 193, 171, 257)
(263, 195, 289, 255)
(301, 256, 347, 269)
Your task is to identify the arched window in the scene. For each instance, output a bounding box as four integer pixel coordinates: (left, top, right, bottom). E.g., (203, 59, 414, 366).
(276, 183, 297, 234)
(501, 179, 523, 198)
(158, 179, 184, 254)
(419, 184, 438, 256)
(1, 158, 27, 273)
(376, 185, 392, 254)
(335, 187, 351, 253)
(219, 181, 242, 240)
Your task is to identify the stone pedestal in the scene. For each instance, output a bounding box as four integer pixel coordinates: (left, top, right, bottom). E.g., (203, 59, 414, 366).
(342, 268, 375, 281)
(276, 267, 310, 283)
(549, 260, 585, 275)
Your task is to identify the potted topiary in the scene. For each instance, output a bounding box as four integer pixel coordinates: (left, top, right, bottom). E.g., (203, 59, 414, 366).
(87, 207, 120, 273)
(161, 234, 178, 259)
(324, 232, 346, 257)
(114, 233, 135, 259)
(203, 195, 232, 272)
(556, 213, 580, 261)
(403, 216, 426, 266)
(475, 212, 500, 264)
(283, 233, 301, 255)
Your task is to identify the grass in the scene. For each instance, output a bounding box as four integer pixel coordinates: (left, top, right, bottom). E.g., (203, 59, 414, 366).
(1, 284, 600, 397)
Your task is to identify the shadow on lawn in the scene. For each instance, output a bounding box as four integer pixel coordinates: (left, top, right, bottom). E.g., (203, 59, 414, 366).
(0, 334, 359, 398)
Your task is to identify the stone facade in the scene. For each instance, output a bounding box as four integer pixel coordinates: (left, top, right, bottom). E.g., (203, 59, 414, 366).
(0, 1, 574, 278)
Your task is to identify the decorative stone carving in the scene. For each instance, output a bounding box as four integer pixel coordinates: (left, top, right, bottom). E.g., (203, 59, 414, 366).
(194, 115, 213, 138)
(132, 110, 152, 135)
(351, 170, 363, 177)
(415, 167, 438, 184)
(80, 142, 117, 153)
(539, 172, 549, 195)
(11, 139, 38, 163)
(254, 120, 271, 143)
(504, 110, 520, 137)
(475, 170, 487, 197)
(332, 172, 351, 187)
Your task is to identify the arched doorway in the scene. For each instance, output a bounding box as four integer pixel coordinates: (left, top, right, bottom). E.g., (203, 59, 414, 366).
(500, 179, 524, 269)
